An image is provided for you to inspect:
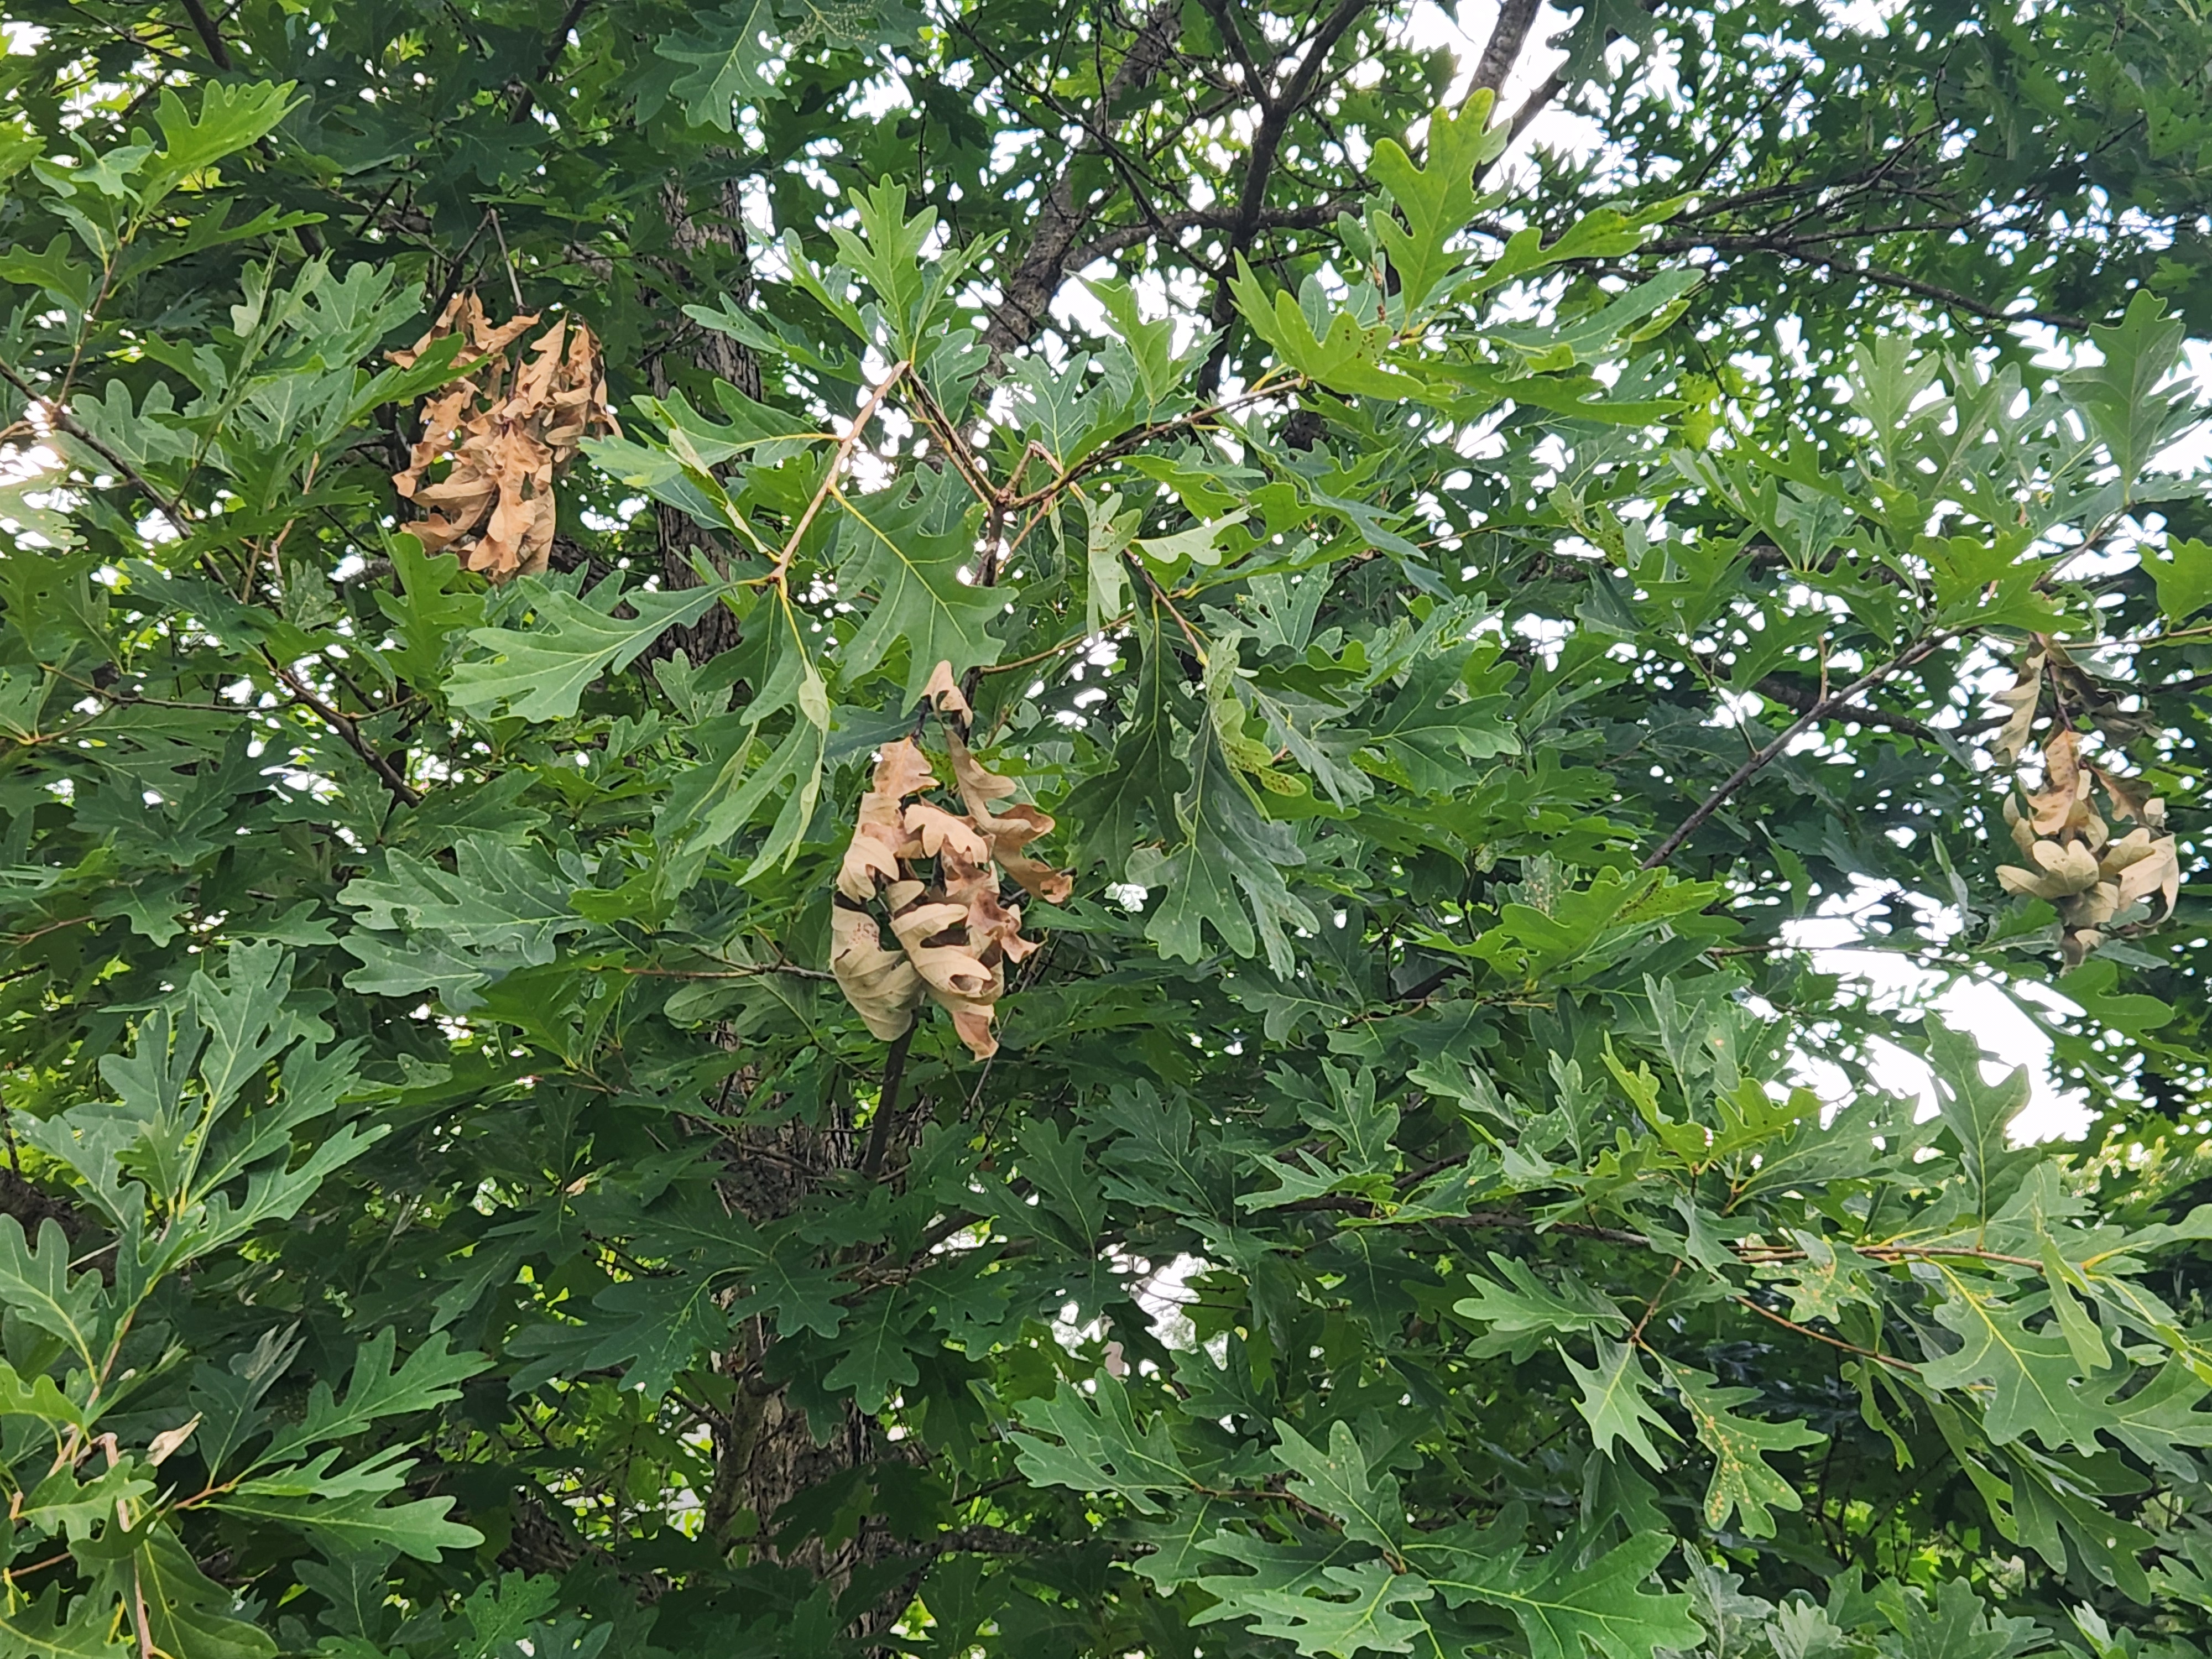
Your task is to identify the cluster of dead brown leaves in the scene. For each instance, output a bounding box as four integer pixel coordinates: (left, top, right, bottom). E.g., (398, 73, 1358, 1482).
(1992, 642, 2180, 967)
(389, 291, 617, 583)
(830, 668, 1072, 1060)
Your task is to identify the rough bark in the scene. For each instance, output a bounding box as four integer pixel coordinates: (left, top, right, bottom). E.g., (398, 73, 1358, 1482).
(1470, 0, 1544, 96)
(647, 174, 761, 662)
(979, 0, 1184, 361)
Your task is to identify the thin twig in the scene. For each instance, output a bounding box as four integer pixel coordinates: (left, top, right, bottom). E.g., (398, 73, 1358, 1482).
(488, 210, 526, 311)
(617, 962, 834, 982)
(761, 362, 910, 585)
(1734, 1295, 1918, 1371)
(1640, 632, 1952, 868)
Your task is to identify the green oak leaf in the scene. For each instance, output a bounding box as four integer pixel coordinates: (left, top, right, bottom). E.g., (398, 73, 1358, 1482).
(1009, 1375, 1193, 1515)
(1656, 1358, 1825, 1537)
(1422, 1530, 1703, 1659)
(1560, 1340, 1678, 1469)
(450, 582, 722, 722)
(831, 468, 1003, 708)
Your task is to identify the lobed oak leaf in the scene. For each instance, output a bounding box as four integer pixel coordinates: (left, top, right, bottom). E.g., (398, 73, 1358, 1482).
(837, 737, 936, 901)
(947, 729, 1073, 902)
(905, 800, 990, 863)
(829, 906, 923, 1041)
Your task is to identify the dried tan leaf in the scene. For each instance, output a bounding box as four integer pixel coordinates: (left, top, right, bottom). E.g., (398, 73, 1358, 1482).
(830, 906, 923, 1041)
(905, 800, 991, 863)
(921, 660, 972, 719)
(147, 1415, 201, 1469)
(2065, 881, 2121, 929)
(2100, 826, 2159, 875)
(837, 738, 936, 902)
(389, 296, 615, 583)
(830, 733, 1062, 1060)
(2092, 766, 2148, 824)
(888, 899, 989, 984)
(2115, 836, 2180, 917)
(946, 730, 1072, 903)
(1990, 646, 2044, 765)
(2030, 836, 2102, 894)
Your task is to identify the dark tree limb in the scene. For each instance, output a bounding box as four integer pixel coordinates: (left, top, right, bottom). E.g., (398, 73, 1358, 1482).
(981, 0, 1185, 359)
(1640, 633, 1953, 869)
(1641, 232, 2090, 334)
(1060, 196, 1354, 272)
(1470, 0, 1543, 96)
(179, 0, 233, 69)
(508, 0, 594, 126)
(648, 173, 761, 660)
(1503, 67, 1566, 146)
(858, 1027, 915, 1178)
(1196, 0, 1372, 392)
(1752, 674, 1999, 748)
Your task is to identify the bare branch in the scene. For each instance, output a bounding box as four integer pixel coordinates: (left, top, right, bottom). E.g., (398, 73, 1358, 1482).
(981, 1, 1185, 359)
(1196, 0, 1373, 391)
(1641, 633, 1954, 869)
(178, 0, 233, 69)
(1470, 0, 1543, 96)
(508, 0, 594, 126)
(1645, 231, 2090, 334)
(1060, 196, 1353, 272)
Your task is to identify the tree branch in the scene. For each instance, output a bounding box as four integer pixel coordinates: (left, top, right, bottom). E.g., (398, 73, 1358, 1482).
(1752, 674, 1997, 748)
(858, 1027, 914, 1178)
(178, 0, 233, 69)
(1470, 0, 1543, 96)
(1645, 232, 2090, 334)
(1640, 632, 1953, 869)
(980, 1, 1185, 359)
(1196, 0, 1371, 392)
(1060, 196, 1353, 273)
(508, 0, 594, 126)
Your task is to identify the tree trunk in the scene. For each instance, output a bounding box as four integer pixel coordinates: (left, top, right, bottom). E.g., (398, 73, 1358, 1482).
(648, 174, 760, 662)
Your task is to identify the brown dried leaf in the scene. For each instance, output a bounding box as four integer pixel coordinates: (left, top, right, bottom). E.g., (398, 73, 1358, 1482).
(2030, 836, 2102, 894)
(2063, 881, 2121, 930)
(2099, 826, 2159, 875)
(389, 297, 617, 583)
(830, 907, 924, 1041)
(1001, 852, 1075, 905)
(946, 730, 1072, 903)
(921, 659, 972, 719)
(1989, 646, 2044, 765)
(2115, 836, 2180, 917)
(2093, 765, 2156, 826)
(147, 1415, 201, 1469)
(838, 738, 937, 902)
(830, 733, 1060, 1060)
(889, 899, 996, 999)
(905, 800, 991, 863)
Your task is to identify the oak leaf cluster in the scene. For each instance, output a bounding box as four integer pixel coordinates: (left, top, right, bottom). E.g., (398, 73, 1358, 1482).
(830, 670, 1071, 1059)
(389, 292, 617, 582)
(1992, 645, 2181, 966)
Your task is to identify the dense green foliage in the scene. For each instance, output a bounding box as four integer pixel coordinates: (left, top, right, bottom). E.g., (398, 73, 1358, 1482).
(3, 2, 2212, 1657)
